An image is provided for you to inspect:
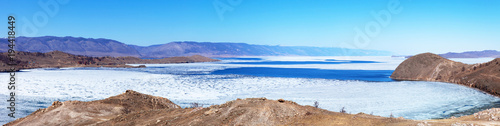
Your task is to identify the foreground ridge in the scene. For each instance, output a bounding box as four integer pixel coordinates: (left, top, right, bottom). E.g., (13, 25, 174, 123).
(391, 53, 500, 96)
(5, 90, 500, 126)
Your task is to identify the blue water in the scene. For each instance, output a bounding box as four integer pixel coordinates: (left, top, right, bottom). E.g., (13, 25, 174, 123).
(211, 67, 394, 82)
(69, 66, 394, 82)
(324, 59, 382, 63)
(69, 58, 390, 81)
(220, 60, 380, 65)
(215, 57, 263, 60)
(63, 58, 390, 81)
(3, 57, 500, 125)
(210, 58, 390, 81)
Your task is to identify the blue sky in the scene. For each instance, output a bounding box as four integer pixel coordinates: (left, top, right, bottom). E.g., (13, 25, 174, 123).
(2, 0, 499, 55)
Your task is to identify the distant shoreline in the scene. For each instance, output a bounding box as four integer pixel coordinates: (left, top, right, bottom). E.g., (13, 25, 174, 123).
(0, 51, 220, 72)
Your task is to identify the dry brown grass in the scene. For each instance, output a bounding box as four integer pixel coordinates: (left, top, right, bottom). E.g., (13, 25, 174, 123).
(6, 90, 500, 126)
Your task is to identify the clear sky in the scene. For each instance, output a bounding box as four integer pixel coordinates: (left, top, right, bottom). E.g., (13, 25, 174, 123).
(2, 0, 499, 55)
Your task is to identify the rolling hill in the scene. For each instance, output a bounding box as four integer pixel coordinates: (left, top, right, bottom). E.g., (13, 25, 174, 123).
(0, 36, 391, 58)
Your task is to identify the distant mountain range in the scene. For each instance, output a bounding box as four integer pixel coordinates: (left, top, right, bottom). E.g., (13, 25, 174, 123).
(401, 50, 500, 58)
(1, 36, 142, 57)
(0, 36, 390, 58)
(439, 50, 500, 58)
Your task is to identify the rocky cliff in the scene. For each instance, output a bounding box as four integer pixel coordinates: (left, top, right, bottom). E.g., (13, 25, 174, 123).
(391, 53, 500, 96)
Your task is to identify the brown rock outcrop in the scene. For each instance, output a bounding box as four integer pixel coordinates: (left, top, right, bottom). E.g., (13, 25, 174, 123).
(97, 98, 415, 126)
(6, 90, 500, 126)
(5, 90, 179, 126)
(391, 53, 500, 96)
(5, 91, 416, 126)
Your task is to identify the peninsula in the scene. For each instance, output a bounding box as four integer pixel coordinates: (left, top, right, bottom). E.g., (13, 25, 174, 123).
(0, 51, 219, 72)
(391, 53, 500, 96)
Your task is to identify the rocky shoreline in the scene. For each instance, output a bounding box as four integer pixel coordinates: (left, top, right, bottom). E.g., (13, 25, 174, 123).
(5, 90, 500, 126)
(0, 51, 220, 72)
(391, 53, 500, 97)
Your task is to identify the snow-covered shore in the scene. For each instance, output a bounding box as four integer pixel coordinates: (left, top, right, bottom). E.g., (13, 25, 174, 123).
(1, 56, 498, 124)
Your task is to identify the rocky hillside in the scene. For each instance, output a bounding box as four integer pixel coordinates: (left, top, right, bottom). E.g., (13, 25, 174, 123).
(0, 51, 219, 72)
(391, 53, 500, 96)
(0, 36, 391, 58)
(0, 36, 142, 57)
(6, 90, 500, 126)
(5, 90, 180, 126)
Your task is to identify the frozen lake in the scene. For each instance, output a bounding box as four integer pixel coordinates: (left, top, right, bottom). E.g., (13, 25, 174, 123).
(0, 56, 498, 124)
